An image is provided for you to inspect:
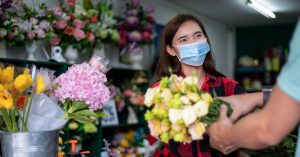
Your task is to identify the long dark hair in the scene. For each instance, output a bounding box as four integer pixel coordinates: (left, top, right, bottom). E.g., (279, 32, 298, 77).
(151, 13, 225, 85)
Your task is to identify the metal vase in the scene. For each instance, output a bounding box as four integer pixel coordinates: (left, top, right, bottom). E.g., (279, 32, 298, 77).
(0, 129, 59, 157)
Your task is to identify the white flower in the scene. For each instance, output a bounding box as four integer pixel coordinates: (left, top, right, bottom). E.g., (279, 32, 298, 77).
(182, 106, 197, 126)
(201, 93, 213, 105)
(0, 28, 7, 38)
(180, 96, 191, 105)
(193, 100, 209, 117)
(187, 92, 201, 103)
(188, 122, 206, 140)
(169, 108, 183, 124)
(161, 89, 172, 102)
(144, 87, 159, 107)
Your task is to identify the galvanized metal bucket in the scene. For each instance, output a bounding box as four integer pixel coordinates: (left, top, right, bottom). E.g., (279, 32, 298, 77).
(0, 129, 59, 157)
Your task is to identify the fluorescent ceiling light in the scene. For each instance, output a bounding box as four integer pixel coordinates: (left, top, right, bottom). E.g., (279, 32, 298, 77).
(246, 0, 276, 19)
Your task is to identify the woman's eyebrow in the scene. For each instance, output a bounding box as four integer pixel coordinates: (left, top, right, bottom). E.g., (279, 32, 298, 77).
(177, 35, 187, 41)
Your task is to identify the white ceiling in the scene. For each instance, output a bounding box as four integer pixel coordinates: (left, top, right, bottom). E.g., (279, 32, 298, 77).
(166, 0, 300, 26)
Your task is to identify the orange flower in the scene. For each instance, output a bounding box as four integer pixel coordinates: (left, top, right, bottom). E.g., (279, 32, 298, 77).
(64, 26, 75, 36)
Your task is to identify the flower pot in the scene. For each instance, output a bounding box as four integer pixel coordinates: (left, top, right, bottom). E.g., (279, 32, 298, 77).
(129, 51, 144, 70)
(0, 41, 6, 58)
(25, 41, 38, 61)
(65, 46, 79, 64)
(0, 129, 60, 157)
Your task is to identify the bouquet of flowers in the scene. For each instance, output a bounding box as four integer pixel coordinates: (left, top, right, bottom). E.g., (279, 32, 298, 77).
(48, 0, 120, 54)
(0, 64, 52, 132)
(53, 55, 111, 124)
(117, 0, 156, 55)
(0, 0, 25, 45)
(16, 1, 54, 43)
(143, 74, 232, 143)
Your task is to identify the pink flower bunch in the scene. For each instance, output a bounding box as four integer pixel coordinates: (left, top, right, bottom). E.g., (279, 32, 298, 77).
(48, 3, 111, 52)
(117, 0, 156, 54)
(54, 63, 110, 111)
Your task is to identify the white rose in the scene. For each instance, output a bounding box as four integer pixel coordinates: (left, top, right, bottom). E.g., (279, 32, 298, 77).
(187, 92, 201, 103)
(169, 108, 183, 124)
(180, 96, 191, 105)
(188, 122, 206, 140)
(144, 87, 159, 107)
(182, 106, 197, 126)
(161, 89, 172, 102)
(193, 101, 209, 117)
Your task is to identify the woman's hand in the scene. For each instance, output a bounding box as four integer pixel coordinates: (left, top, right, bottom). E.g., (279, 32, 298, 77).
(218, 92, 263, 122)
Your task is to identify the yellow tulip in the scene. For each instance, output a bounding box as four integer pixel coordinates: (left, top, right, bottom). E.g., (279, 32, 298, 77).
(1, 66, 14, 83)
(35, 75, 46, 94)
(0, 84, 13, 109)
(3, 82, 14, 91)
(14, 74, 33, 93)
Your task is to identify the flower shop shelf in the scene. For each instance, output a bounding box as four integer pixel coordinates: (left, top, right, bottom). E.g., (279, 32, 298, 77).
(0, 58, 69, 76)
(102, 122, 147, 129)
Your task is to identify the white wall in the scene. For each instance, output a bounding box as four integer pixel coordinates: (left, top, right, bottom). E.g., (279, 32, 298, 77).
(139, 0, 236, 78)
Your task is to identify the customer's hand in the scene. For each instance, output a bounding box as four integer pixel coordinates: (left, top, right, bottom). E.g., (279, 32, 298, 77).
(219, 93, 262, 122)
(208, 105, 238, 154)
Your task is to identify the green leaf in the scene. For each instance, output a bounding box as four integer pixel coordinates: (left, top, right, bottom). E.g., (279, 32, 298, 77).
(75, 109, 98, 117)
(68, 101, 87, 113)
(67, 113, 94, 124)
(95, 111, 107, 118)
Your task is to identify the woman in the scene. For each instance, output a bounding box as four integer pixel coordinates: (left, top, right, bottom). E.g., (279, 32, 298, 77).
(150, 13, 245, 157)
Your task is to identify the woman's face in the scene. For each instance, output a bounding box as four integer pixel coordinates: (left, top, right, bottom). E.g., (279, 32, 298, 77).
(166, 20, 207, 57)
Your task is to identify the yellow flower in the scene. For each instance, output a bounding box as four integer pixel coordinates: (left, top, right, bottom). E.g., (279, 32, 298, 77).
(1, 66, 14, 83)
(201, 93, 213, 105)
(3, 82, 14, 91)
(14, 74, 33, 93)
(58, 136, 63, 145)
(188, 122, 206, 140)
(0, 84, 13, 109)
(35, 75, 46, 94)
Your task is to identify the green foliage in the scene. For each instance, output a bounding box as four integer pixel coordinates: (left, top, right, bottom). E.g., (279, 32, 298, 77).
(201, 99, 233, 125)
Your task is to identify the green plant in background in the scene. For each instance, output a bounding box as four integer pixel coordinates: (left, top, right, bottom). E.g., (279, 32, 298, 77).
(242, 134, 297, 157)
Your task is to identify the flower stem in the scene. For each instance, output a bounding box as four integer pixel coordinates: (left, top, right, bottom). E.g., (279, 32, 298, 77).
(1, 109, 13, 132)
(25, 93, 34, 127)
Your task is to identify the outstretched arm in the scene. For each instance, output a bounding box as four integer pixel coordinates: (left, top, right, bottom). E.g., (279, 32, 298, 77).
(219, 92, 263, 122)
(209, 85, 300, 154)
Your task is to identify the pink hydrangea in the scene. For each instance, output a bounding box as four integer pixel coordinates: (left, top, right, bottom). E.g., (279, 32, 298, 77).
(54, 63, 110, 111)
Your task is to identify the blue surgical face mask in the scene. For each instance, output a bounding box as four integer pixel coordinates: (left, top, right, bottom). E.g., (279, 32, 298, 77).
(173, 40, 210, 66)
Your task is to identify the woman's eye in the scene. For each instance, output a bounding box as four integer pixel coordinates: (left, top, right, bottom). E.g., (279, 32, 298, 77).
(179, 39, 187, 43)
(196, 34, 202, 38)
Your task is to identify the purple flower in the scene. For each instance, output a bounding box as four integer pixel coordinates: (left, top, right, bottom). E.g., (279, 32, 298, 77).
(145, 5, 155, 14)
(126, 16, 139, 27)
(36, 29, 46, 38)
(39, 20, 50, 30)
(130, 0, 140, 6)
(128, 31, 142, 42)
(6, 34, 13, 40)
(127, 9, 139, 16)
(27, 31, 35, 39)
(30, 17, 38, 25)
